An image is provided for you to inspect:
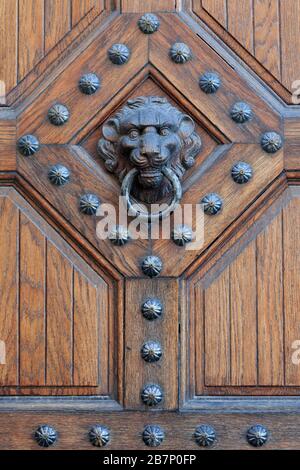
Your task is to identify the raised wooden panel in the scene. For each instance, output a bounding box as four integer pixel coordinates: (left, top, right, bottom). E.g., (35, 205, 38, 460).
(0, 187, 115, 396)
(186, 187, 300, 397)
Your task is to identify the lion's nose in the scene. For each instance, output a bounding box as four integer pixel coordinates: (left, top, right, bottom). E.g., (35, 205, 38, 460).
(141, 134, 160, 156)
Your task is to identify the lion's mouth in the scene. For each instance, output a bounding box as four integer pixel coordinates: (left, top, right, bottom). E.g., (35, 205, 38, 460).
(138, 169, 163, 189)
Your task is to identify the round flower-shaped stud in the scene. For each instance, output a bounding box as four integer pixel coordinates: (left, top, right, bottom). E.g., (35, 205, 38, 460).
(34, 425, 57, 447)
(141, 255, 162, 277)
(172, 225, 193, 246)
(48, 164, 70, 186)
(194, 424, 216, 447)
(79, 73, 100, 95)
(261, 131, 283, 153)
(141, 341, 162, 363)
(108, 43, 130, 65)
(246, 424, 268, 447)
(230, 101, 252, 123)
(201, 193, 223, 215)
(141, 298, 163, 321)
(79, 193, 100, 215)
(17, 134, 40, 156)
(199, 71, 221, 94)
(89, 425, 110, 447)
(48, 103, 69, 126)
(138, 13, 160, 34)
(231, 161, 253, 184)
(169, 42, 191, 63)
(108, 225, 130, 246)
(141, 384, 163, 407)
(142, 425, 165, 447)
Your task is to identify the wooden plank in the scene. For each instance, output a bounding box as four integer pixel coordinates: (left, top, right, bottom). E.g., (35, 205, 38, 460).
(230, 241, 257, 385)
(46, 242, 72, 385)
(19, 214, 45, 386)
(201, 0, 227, 27)
(253, 0, 280, 80)
(125, 279, 178, 410)
(44, 0, 71, 53)
(71, 0, 103, 27)
(121, 0, 176, 11)
(284, 197, 300, 385)
(0, 114, 16, 171)
(284, 118, 300, 170)
(18, 0, 44, 81)
(0, 0, 17, 93)
(227, 0, 254, 53)
(280, 0, 300, 91)
(0, 197, 18, 385)
(257, 213, 284, 385)
(204, 267, 230, 386)
(73, 270, 98, 386)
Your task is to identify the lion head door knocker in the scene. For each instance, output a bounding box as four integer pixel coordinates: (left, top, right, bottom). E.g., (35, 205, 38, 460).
(97, 96, 201, 221)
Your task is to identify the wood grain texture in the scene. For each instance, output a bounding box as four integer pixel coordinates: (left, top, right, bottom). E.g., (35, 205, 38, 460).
(125, 279, 178, 410)
(201, 0, 227, 27)
(280, 0, 300, 91)
(18, 0, 44, 81)
(19, 214, 45, 386)
(0, 113, 16, 171)
(71, 0, 103, 26)
(0, 0, 17, 93)
(0, 197, 18, 386)
(121, 0, 176, 11)
(44, 0, 71, 53)
(284, 118, 300, 170)
(227, 0, 254, 53)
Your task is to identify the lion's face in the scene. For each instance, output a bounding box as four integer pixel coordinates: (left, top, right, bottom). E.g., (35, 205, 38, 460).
(97, 96, 201, 203)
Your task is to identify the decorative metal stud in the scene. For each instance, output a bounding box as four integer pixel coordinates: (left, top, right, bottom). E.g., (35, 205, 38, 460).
(169, 42, 191, 63)
(141, 384, 163, 407)
(261, 131, 282, 153)
(194, 424, 216, 447)
(89, 425, 110, 447)
(108, 44, 130, 65)
(108, 225, 130, 246)
(79, 73, 100, 95)
(201, 193, 223, 215)
(199, 71, 221, 94)
(17, 134, 40, 156)
(141, 298, 163, 321)
(231, 161, 253, 184)
(48, 164, 70, 186)
(142, 425, 165, 447)
(48, 103, 69, 126)
(79, 193, 100, 215)
(141, 341, 162, 363)
(138, 13, 160, 34)
(246, 425, 268, 447)
(34, 425, 57, 447)
(172, 225, 193, 246)
(230, 101, 252, 123)
(141, 255, 162, 277)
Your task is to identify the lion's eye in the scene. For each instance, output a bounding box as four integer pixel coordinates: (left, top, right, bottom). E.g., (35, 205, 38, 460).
(159, 127, 170, 136)
(128, 129, 139, 139)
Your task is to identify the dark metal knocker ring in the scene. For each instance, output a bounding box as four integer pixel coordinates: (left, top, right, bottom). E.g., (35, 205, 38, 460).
(121, 167, 182, 221)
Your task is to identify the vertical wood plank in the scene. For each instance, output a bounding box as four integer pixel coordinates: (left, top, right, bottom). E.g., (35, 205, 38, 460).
(125, 279, 178, 409)
(18, 0, 44, 81)
(0, 197, 18, 385)
(71, 0, 102, 27)
(19, 214, 45, 386)
(0, 0, 18, 93)
(254, 0, 280, 80)
(230, 242, 257, 385)
(227, 0, 254, 53)
(121, 0, 176, 12)
(73, 270, 98, 386)
(204, 267, 230, 386)
(45, 0, 71, 53)
(201, 0, 227, 27)
(280, 0, 300, 91)
(46, 242, 72, 385)
(284, 197, 300, 385)
(257, 214, 284, 385)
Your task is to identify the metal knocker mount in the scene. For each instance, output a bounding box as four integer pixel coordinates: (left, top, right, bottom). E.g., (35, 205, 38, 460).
(97, 96, 201, 221)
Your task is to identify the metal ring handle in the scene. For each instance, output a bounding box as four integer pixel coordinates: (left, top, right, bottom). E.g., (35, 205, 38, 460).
(121, 167, 182, 221)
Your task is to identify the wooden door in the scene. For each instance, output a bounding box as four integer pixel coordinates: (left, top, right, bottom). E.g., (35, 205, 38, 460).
(0, 0, 300, 450)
